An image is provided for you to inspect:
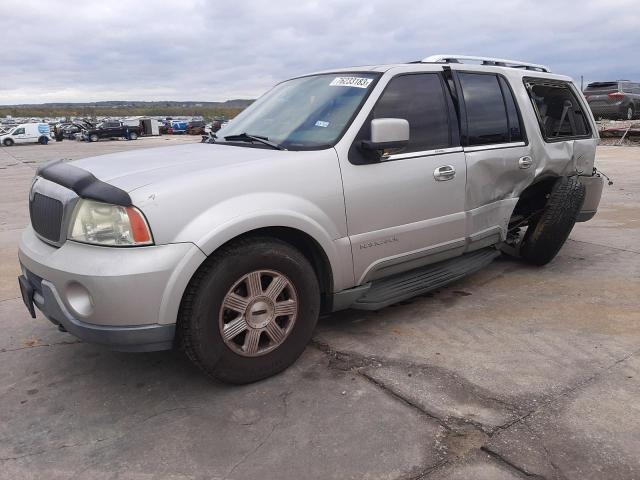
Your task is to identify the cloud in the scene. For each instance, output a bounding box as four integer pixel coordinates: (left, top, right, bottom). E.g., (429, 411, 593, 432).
(1, 0, 638, 103)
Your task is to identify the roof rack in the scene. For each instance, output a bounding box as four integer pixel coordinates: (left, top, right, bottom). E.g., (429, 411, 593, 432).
(421, 55, 550, 73)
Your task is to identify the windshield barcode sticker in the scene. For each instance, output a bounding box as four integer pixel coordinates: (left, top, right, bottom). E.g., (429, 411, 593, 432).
(330, 77, 373, 88)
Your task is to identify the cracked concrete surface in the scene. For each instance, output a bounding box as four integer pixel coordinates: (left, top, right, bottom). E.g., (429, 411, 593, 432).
(0, 140, 638, 479)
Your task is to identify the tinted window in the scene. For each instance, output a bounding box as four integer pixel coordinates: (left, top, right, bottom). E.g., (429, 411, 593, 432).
(526, 80, 590, 140)
(13, 128, 25, 135)
(374, 73, 452, 153)
(459, 73, 509, 145)
(499, 77, 524, 142)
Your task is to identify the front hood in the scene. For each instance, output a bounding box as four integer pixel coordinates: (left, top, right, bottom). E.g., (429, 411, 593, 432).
(70, 143, 285, 192)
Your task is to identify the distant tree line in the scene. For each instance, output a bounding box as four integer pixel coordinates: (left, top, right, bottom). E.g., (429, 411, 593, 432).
(0, 105, 246, 120)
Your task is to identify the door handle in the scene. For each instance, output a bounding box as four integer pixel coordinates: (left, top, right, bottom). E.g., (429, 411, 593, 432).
(434, 165, 456, 181)
(518, 156, 533, 169)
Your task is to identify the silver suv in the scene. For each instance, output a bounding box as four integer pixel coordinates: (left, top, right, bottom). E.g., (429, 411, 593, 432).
(18, 55, 604, 383)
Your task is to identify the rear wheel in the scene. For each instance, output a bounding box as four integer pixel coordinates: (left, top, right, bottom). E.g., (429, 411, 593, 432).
(179, 237, 320, 384)
(38, 136, 49, 145)
(623, 105, 634, 120)
(129, 132, 138, 140)
(519, 176, 586, 266)
(3, 138, 14, 147)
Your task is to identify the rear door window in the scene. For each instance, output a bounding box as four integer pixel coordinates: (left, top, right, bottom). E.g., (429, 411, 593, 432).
(373, 73, 456, 153)
(458, 73, 523, 146)
(524, 79, 590, 140)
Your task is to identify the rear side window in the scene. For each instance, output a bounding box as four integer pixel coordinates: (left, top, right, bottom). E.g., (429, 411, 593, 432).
(525, 79, 590, 140)
(373, 73, 454, 153)
(458, 73, 523, 146)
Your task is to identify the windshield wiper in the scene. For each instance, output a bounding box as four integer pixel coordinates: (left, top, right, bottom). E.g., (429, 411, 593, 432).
(223, 133, 286, 150)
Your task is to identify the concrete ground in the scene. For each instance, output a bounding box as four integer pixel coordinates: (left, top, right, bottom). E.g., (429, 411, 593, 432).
(0, 137, 638, 479)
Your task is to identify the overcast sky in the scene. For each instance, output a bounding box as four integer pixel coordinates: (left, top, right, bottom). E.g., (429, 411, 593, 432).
(1, 0, 639, 104)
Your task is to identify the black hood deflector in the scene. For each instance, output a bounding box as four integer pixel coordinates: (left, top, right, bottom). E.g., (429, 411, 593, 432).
(37, 160, 132, 206)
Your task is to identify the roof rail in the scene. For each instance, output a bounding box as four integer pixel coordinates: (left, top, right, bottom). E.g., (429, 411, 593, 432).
(422, 54, 550, 73)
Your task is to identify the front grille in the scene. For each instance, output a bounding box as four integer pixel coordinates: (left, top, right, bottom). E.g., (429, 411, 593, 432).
(30, 192, 63, 242)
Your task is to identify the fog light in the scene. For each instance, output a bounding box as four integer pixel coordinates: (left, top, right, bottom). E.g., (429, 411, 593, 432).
(65, 281, 94, 317)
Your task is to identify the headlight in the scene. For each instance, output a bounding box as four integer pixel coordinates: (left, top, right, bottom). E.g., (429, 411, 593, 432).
(68, 199, 153, 246)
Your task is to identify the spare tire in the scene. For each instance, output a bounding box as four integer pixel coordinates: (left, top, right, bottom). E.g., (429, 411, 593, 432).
(520, 176, 586, 266)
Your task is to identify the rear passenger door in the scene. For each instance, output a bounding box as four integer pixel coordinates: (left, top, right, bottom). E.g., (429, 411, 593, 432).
(341, 71, 468, 284)
(455, 72, 533, 247)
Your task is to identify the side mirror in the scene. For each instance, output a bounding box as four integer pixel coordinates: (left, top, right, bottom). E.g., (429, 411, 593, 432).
(361, 118, 409, 151)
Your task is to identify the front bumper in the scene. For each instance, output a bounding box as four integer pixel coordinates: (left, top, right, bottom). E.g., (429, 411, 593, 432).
(19, 273, 176, 352)
(18, 227, 206, 352)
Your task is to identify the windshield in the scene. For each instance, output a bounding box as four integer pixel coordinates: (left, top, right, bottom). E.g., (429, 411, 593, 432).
(218, 72, 380, 150)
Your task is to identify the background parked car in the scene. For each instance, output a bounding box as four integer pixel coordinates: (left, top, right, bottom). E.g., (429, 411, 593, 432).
(83, 121, 141, 142)
(62, 122, 92, 139)
(0, 123, 51, 146)
(186, 120, 206, 135)
(584, 81, 640, 120)
(167, 120, 188, 134)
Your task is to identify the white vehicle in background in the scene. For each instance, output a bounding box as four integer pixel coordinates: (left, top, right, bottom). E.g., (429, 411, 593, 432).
(0, 123, 51, 146)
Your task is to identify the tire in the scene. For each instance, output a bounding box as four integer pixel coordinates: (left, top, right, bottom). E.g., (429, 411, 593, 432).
(89, 134, 99, 142)
(3, 138, 14, 147)
(520, 176, 586, 266)
(38, 136, 48, 145)
(178, 236, 320, 384)
(129, 132, 138, 140)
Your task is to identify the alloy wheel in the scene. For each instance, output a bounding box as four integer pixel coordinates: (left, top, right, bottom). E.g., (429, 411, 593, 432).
(219, 269, 298, 357)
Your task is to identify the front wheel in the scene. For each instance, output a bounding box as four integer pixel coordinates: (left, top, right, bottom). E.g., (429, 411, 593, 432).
(129, 132, 138, 140)
(623, 105, 634, 121)
(178, 237, 320, 384)
(3, 138, 14, 147)
(89, 134, 99, 142)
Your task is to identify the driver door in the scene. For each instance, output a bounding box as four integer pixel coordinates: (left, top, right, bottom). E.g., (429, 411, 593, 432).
(12, 128, 28, 144)
(339, 72, 468, 284)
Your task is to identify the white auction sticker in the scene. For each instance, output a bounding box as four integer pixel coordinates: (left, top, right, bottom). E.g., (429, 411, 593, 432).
(315, 120, 330, 128)
(329, 77, 373, 88)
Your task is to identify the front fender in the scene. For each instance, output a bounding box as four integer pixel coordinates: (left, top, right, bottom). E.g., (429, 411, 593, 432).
(174, 192, 354, 292)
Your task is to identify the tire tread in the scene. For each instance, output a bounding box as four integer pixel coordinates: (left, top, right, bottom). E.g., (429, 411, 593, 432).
(520, 176, 586, 266)
(178, 236, 319, 383)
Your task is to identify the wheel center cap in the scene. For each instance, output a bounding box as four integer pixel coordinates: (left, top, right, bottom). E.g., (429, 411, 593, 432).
(246, 297, 274, 329)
